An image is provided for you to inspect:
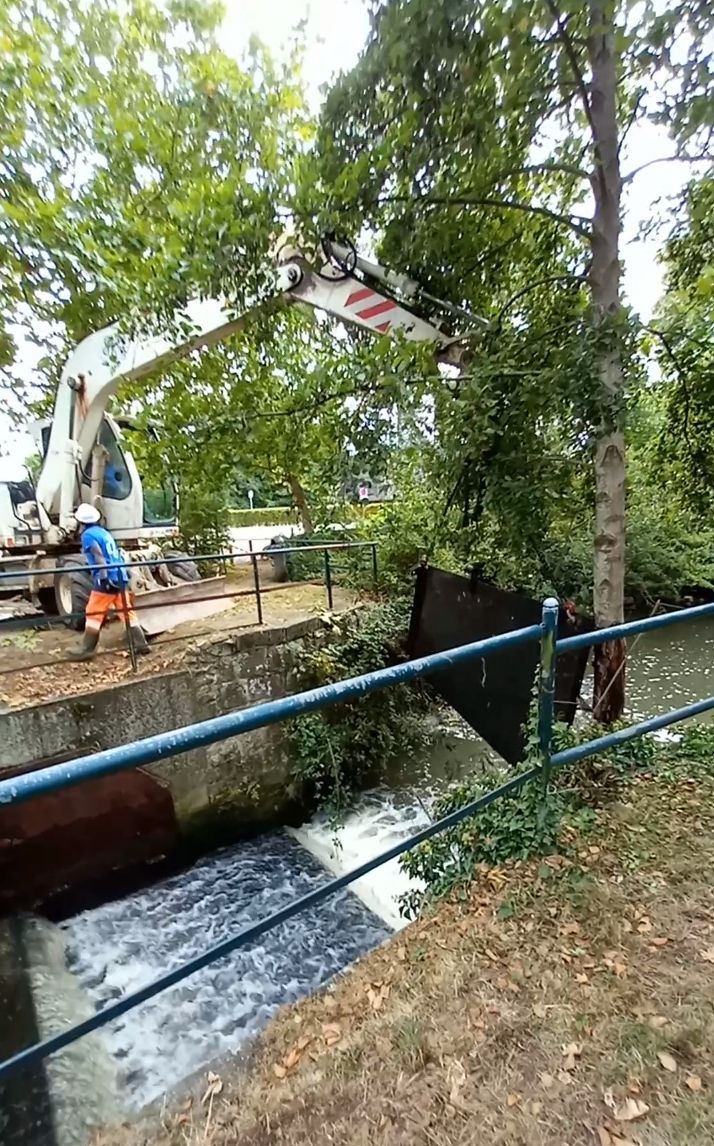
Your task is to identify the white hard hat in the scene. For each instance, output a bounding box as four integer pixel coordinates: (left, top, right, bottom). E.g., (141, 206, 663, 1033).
(74, 503, 101, 525)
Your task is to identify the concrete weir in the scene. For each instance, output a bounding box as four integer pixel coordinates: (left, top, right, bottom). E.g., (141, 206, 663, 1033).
(0, 616, 331, 914)
(0, 916, 122, 1146)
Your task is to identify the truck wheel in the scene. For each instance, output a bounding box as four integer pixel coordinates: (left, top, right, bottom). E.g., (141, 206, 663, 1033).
(164, 550, 200, 583)
(54, 558, 93, 631)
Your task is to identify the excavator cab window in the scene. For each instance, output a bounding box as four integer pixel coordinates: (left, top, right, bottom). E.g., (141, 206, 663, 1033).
(118, 422, 177, 526)
(84, 420, 132, 500)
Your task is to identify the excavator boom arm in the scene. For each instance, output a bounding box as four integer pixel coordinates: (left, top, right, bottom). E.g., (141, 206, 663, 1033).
(34, 244, 463, 525)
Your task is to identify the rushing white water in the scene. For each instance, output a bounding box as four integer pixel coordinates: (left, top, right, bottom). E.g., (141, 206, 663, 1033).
(60, 834, 389, 1111)
(291, 790, 431, 930)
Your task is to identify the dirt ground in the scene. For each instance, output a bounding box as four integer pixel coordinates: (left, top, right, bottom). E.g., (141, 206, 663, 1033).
(0, 565, 358, 710)
(102, 755, 714, 1146)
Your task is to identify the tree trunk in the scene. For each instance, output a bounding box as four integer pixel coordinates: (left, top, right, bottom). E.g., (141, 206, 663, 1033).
(588, 1, 626, 723)
(288, 473, 314, 534)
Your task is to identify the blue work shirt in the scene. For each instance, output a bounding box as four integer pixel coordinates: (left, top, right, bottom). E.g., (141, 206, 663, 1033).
(80, 524, 130, 591)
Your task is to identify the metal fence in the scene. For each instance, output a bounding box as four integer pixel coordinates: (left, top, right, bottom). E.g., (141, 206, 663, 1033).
(1, 595, 713, 1081)
(0, 540, 379, 671)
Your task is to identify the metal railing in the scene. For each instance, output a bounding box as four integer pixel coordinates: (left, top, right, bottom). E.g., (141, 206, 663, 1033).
(0, 540, 379, 671)
(1, 595, 713, 1082)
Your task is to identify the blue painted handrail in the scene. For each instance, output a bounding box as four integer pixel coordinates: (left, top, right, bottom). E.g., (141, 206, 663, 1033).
(0, 624, 542, 806)
(551, 694, 714, 767)
(557, 600, 714, 651)
(0, 540, 377, 581)
(2, 594, 714, 1082)
(0, 765, 539, 1080)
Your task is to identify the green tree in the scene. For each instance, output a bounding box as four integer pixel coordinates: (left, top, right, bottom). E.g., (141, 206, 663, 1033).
(307, 0, 714, 720)
(127, 305, 440, 533)
(649, 174, 714, 515)
(0, 0, 430, 544)
(0, 0, 308, 399)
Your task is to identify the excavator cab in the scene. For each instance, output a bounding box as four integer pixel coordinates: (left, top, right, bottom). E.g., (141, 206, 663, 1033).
(33, 414, 178, 542)
(110, 417, 178, 532)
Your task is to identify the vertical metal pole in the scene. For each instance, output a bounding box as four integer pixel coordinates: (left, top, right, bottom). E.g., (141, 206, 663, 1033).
(120, 588, 138, 673)
(538, 597, 559, 789)
(251, 553, 263, 625)
(324, 548, 334, 610)
(371, 543, 378, 591)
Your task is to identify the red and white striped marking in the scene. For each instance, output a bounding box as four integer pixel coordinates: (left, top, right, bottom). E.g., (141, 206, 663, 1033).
(344, 287, 399, 333)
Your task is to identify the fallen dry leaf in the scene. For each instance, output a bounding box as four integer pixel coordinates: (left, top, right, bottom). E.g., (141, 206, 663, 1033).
(367, 983, 390, 1011)
(657, 1051, 677, 1072)
(686, 1075, 703, 1092)
(200, 1072, 223, 1105)
(562, 1042, 582, 1071)
(322, 1022, 342, 1046)
(272, 1064, 286, 1079)
(637, 916, 652, 933)
(650, 937, 669, 947)
(530, 1101, 543, 1116)
(557, 1070, 573, 1086)
(598, 1129, 613, 1146)
(533, 1003, 547, 1018)
(447, 1059, 466, 1104)
(614, 1097, 650, 1123)
(700, 947, 714, 963)
(560, 921, 581, 936)
(539, 1072, 555, 1090)
(648, 1015, 668, 1029)
(507, 1092, 521, 1107)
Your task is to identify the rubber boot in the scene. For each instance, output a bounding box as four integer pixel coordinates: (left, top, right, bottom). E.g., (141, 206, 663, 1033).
(68, 629, 100, 662)
(127, 625, 151, 656)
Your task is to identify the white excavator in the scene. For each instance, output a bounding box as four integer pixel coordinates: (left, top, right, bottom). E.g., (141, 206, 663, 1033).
(0, 235, 470, 633)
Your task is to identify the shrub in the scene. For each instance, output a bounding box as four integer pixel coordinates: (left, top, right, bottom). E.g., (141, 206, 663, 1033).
(288, 601, 434, 824)
(227, 506, 298, 527)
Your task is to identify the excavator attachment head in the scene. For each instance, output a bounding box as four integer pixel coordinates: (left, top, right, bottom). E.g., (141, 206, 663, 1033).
(408, 565, 593, 765)
(135, 575, 234, 636)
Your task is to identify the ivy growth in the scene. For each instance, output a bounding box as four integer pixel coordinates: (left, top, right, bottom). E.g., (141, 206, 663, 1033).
(399, 715, 660, 920)
(287, 601, 433, 825)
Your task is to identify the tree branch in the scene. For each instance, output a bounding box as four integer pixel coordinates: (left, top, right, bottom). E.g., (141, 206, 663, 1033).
(378, 193, 591, 238)
(645, 324, 697, 460)
(496, 272, 587, 322)
(617, 88, 646, 156)
(515, 161, 589, 180)
(623, 153, 712, 184)
(544, 0, 600, 176)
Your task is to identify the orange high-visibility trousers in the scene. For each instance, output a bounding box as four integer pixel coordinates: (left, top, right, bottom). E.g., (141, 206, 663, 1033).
(85, 589, 140, 634)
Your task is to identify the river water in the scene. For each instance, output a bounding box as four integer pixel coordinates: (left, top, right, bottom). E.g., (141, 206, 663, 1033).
(58, 614, 714, 1112)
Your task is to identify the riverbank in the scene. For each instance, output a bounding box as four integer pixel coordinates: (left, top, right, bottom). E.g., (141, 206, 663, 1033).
(105, 744, 714, 1146)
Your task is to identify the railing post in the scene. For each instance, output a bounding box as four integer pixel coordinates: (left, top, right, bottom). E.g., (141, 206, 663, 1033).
(120, 587, 138, 673)
(324, 548, 334, 610)
(538, 597, 559, 790)
(371, 543, 378, 591)
(251, 553, 263, 625)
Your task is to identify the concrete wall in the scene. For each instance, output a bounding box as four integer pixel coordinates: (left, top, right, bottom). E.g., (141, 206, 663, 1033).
(1, 617, 324, 811)
(0, 617, 331, 910)
(0, 916, 122, 1146)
